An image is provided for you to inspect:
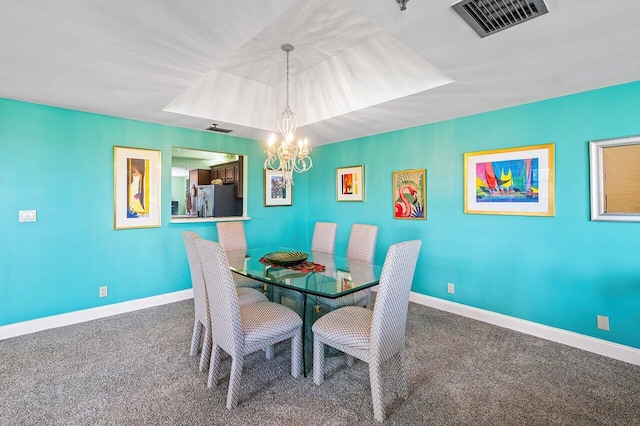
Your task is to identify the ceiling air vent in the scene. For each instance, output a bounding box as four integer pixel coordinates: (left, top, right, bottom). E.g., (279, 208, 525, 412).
(452, 0, 548, 38)
(205, 123, 233, 133)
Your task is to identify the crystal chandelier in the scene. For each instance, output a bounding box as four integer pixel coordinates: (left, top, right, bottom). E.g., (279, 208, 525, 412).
(264, 44, 312, 185)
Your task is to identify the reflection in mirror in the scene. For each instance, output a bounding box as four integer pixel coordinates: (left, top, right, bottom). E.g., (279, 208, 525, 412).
(171, 147, 246, 220)
(589, 135, 640, 222)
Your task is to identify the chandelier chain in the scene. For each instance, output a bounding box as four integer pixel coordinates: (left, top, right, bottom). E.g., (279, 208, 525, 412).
(285, 49, 290, 109)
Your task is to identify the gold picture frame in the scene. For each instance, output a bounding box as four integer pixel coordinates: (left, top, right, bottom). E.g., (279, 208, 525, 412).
(393, 169, 426, 220)
(114, 146, 162, 229)
(463, 143, 555, 216)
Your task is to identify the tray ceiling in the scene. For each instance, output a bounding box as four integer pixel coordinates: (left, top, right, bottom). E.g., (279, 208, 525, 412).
(1, 0, 640, 146)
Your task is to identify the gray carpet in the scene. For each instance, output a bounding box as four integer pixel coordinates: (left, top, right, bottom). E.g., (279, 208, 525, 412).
(1, 300, 638, 425)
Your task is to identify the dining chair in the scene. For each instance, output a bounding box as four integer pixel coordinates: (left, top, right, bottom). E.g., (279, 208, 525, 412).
(312, 239, 422, 422)
(195, 237, 303, 410)
(216, 221, 263, 289)
(311, 222, 338, 254)
(216, 221, 248, 251)
(316, 223, 378, 310)
(273, 222, 339, 315)
(182, 231, 269, 372)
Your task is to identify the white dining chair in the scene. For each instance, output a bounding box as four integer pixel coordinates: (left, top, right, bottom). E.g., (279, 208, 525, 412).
(182, 231, 268, 372)
(216, 221, 248, 251)
(346, 224, 378, 263)
(312, 239, 422, 422)
(273, 222, 338, 315)
(316, 223, 378, 309)
(195, 237, 303, 409)
(311, 222, 338, 254)
(216, 221, 263, 289)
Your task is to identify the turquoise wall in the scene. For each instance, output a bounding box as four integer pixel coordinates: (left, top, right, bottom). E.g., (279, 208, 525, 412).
(309, 81, 640, 349)
(0, 98, 309, 325)
(2, 80, 639, 350)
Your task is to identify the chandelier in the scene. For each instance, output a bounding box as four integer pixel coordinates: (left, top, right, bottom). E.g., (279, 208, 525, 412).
(264, 44, 312, 185)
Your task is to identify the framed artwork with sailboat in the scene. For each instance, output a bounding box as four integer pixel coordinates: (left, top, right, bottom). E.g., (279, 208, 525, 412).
(464, 144, 555, 216)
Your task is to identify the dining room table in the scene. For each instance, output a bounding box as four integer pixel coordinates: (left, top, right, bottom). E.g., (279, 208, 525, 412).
(225, 246, 383, 374)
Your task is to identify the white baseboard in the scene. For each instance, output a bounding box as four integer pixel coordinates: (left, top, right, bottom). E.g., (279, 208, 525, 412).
(3, 289, 637, 367)
(409, 292, 640, 366)
(0, 289, 194, 341)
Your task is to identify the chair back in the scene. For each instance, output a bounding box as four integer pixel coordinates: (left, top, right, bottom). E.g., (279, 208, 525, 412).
(182, 231, 208, 325)
(346, 224, 378, 263)
(311, 222, 337, 254)
(226, 249, 249, 273)
(195, 237, 243, 356)
(217, 221, 248, 251)
(370, 240, 422, 362)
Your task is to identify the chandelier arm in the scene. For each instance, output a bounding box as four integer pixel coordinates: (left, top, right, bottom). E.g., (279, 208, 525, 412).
(293, 155, 313, 173)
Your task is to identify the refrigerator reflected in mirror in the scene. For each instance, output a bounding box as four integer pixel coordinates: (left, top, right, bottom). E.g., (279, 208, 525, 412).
(197, 184, 242, 218)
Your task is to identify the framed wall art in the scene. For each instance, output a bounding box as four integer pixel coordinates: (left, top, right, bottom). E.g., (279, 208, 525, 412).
(336, 165, 364, 202)
(114, 146, 162, 229)
(393, 169, 426, 220)
(264, 169, 292, 206)
(589, 135, 640, 222)
(464, 143, 555, 216)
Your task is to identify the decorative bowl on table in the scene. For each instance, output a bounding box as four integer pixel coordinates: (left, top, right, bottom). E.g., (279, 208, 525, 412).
(263, 251, 308, 266)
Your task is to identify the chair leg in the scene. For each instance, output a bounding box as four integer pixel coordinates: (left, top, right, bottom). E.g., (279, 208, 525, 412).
(264, 345, 275, 359)
(199, 325, 212, 372)
(190, 319, 203, 356)
(226, 355, 244, 409)
(369, 361, 386, 422)
(394, 350, 408, 398)
(365, 289, 372, 310)
(207, 344, 222, 388)
(291, 328, 302, 378)
(313, 337, 325, 385)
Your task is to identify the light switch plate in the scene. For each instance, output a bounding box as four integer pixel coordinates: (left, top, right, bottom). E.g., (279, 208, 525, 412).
(597, 315, 610, 331)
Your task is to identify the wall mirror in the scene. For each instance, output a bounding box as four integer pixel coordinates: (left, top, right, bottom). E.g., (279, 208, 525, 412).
(171, 147, 247, 222)
(589, 135, 640, 222)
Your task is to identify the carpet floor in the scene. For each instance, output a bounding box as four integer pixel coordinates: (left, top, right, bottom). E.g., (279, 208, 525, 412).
(1, 300, 638, 425)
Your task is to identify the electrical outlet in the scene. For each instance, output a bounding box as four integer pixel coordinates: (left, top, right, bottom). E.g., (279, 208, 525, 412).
(596, 315, 609, 331)
(99, 286, 108, 298)
(447, 283, 455, 294)
(18, 210, 37, 222)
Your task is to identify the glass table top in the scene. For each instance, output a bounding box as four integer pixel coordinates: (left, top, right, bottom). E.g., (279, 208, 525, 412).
(226, 246, 382, 299)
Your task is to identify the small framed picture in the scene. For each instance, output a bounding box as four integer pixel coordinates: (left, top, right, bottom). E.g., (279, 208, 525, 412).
(393, 169, 426, 220)
(264, 169, 292, 206)
(336, 165, 364, 202)
(113, 146, 161, 229)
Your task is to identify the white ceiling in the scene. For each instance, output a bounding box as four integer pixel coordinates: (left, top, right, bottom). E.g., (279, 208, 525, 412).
(2, 0, 640, 147)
